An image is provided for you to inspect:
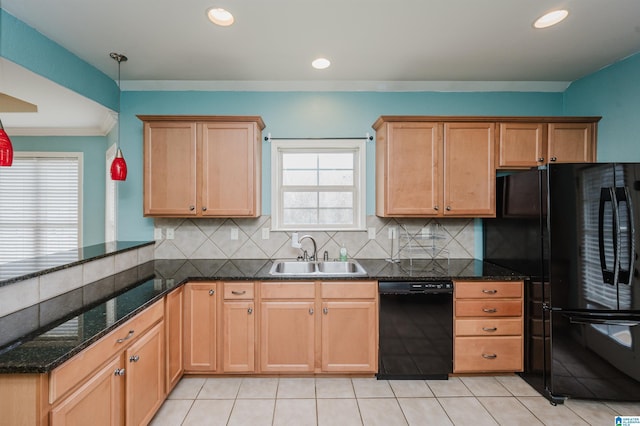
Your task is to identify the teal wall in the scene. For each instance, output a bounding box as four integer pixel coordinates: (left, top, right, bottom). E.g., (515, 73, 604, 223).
(12, 136, 108, 246)
(119, 91, 563, 240)
(563, 51, 640, 162)
(0, 9, 118, 111)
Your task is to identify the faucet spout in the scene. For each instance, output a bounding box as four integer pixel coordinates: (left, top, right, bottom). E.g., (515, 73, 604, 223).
(298, 235, 317, 261)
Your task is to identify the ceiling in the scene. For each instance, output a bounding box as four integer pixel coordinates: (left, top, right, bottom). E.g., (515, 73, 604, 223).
(1, 0, 640, 134)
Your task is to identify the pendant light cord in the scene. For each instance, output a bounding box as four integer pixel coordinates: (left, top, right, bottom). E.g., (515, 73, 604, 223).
(110, 53, 128, 150)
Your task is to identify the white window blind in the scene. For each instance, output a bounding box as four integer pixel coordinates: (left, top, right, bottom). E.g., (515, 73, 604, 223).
(0, 153, 82, 265)
(271, 140, 366, 231)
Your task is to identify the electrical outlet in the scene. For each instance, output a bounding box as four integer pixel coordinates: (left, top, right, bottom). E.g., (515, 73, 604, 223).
(388, 227, 396, 239)
(166, 228, 175, 240)
(154, 228, 163, 240)
(230, 227, 239, 240)
(262, 228, 270, 240)
(368, 227, 376, 239)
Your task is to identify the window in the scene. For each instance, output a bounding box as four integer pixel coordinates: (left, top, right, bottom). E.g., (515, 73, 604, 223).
(0, 152, 82, 265)
(271, 140, 365, 231)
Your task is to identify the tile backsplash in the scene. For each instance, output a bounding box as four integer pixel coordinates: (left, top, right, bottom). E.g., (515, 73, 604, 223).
(154, 216, 476, 260)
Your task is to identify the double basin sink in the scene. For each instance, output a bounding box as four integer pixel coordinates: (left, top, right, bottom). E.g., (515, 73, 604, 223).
(269, 259, 368, 277)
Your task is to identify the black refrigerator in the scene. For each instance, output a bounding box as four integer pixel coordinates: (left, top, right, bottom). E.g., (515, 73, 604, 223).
(484, 163, 640, 403)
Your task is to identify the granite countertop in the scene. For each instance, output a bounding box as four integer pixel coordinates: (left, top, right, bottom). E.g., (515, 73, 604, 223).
(0, 258, 524, 374)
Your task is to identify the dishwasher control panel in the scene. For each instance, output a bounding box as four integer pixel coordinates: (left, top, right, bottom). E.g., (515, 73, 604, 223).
(379, 281, 453, 294)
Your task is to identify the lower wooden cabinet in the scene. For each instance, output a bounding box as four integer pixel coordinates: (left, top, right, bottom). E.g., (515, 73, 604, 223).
(50, 357, 123, 426)
(165, 286, 184, 392)
(223, 282, 256, 373)
(183, 282, 218, 372)
(453, 280, 524, 373)
(260, 282, 316, 373)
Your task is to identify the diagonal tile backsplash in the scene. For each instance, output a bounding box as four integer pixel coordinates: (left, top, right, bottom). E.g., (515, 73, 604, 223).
(154, 216, 476, 260)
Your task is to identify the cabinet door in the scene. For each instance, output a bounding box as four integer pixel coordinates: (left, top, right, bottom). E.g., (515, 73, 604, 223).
(223, 301, 256, 372)
(200, 122, 260, 217)
(143, 121, 198, 216)
(321, 300, 377, 372)
(50, 357, 123, 426)
(125, 321, 165, 426)
(183, 283, 218, 372)
(165, 287, 183, 392)
(496, 122, 545, 168)
(443, 122, 495, 217)
(547, 122, 595, 163)
(260, 301, 315, 373)
(376, 122, 442, 216)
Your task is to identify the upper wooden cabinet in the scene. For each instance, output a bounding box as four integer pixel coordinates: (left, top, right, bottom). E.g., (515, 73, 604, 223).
(139, 115, 265, 217)
(374, 117, 495, 217)
(496, 118, 599, 169)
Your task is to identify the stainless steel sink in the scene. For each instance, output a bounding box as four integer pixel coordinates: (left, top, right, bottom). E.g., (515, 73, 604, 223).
(269, 259, 367, 276)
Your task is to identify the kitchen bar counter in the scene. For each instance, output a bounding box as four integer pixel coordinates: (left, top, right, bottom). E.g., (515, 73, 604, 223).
(0, 258, 523, 373)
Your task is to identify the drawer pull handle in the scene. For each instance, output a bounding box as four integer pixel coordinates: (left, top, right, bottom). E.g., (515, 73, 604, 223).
(209, 289, 215, 296)
(482, 327, 498, 332)
(114, 368, 126, 376)
(129, 355, 140, 363)
(116, 330, 135, 343)
(482, 289, 497, 294)
(482, 353, 498, 359)
(483, 308, 497, 313)
(232, 290, 247, 295)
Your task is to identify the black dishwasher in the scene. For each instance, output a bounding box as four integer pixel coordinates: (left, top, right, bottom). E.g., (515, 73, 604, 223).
(378, 281, 453, 380)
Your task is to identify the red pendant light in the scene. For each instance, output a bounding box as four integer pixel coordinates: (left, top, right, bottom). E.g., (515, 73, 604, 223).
(109, 52, 128, 181)
(0, 118, 14, 167)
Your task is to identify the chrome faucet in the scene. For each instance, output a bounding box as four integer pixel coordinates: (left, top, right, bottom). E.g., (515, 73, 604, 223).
(298, 235, 317, 261)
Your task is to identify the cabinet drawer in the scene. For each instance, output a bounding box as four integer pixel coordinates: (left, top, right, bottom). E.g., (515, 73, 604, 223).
(320, 281, 377, 299)
(454, 336, 523, 372)
(455, 300, 522, 317)
(260, 282, 315, 299)
(455, 318, 522, 336)
(224, 282, 254, 299)
(49, 299, 164, 404)
(455, 281, 522, 299)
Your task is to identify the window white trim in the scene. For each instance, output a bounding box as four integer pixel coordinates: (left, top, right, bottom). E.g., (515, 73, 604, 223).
(271, 139, 366, 231)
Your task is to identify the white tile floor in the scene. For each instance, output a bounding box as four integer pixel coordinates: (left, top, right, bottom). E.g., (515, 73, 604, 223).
(150, 375, 640, 426)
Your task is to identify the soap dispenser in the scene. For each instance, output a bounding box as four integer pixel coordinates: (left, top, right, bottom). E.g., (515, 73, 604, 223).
(339, 244, 348, 261)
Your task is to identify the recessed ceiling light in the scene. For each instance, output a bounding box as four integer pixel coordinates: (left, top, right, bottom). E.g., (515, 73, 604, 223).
(533, 9, 569, 29)
(312, 58, 331, 70)
(207, 7, 234, 26)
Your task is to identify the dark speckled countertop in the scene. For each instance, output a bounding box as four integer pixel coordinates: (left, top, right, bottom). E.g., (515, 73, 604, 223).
(0, 258, 524, 373)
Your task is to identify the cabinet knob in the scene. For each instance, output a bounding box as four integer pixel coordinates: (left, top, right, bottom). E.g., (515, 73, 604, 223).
(550, 157, 557, 162)
(129, 355, 140, 363)
(114, 368, 126, 376)
(446, 206, 451, 211)
(116, 330, 135, 343)
(323, 307, 328, 315)
(483, 308, 498, 313)
(482, 353, 498, 359)
(189, 205, 195, 211)
(538, 157, 545, 162)
(247, 307, 253, 315)
(202, 207, 207, 211)
(434, 206, 439, 211)
(209, 289, 215, 296)
(309, 308, 314, 315)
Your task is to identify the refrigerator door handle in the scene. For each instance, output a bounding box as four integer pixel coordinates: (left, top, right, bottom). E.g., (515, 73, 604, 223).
(598, 187, 618, 285)
(617, 185, 635, 286)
